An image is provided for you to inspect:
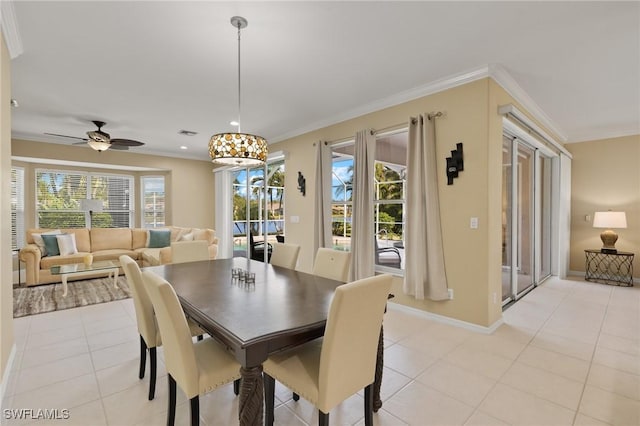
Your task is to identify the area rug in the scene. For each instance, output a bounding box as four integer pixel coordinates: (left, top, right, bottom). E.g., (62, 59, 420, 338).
(13, 276, 131, 318)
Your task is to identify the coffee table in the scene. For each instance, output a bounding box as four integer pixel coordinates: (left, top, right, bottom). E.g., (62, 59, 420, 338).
(50, 260, 120, 297)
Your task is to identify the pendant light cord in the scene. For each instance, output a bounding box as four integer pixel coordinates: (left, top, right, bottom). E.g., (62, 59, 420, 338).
(236, 21, 242, 133)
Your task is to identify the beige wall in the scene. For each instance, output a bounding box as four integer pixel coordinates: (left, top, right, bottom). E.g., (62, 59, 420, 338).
(1, 32, 15, 396)
(12, 139, 217, 230)
(275, 78, 508, 326)
(566, 135, 640, 277)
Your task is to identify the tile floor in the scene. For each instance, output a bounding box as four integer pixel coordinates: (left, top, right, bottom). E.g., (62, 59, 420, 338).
(2, 276, 638, 425)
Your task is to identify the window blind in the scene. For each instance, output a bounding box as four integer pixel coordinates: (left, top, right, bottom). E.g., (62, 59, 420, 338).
(36, 169, 134, 228)
(11, 167, 25, 250)
(141, 176, 165, 228)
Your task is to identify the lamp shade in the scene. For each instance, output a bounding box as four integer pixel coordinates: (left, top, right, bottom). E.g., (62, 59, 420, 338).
(79, 199, 104, 213)
(209, 132, 268, 166)
(593, 211, 627, 229)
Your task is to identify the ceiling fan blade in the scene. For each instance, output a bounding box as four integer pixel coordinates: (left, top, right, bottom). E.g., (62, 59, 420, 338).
(111, 138, 145, 147)
(44, 133, 89, 141)
(72, 141, 89, 145)
(108, 144, 129, 150)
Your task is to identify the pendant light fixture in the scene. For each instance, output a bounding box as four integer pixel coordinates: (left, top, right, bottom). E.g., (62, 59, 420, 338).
(209, 16, 267, 166)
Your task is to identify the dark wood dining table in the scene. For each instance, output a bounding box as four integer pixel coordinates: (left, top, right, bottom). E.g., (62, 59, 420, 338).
(146, 257, 387, 426)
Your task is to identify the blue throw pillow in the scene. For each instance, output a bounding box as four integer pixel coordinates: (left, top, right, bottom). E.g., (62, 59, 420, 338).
(148, 229, 171, 248)
(41, 234, 61, 256)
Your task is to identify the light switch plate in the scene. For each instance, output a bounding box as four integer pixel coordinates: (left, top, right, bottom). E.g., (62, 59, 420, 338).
(470, 217, 478, 229)
(290, 215, 300, 224)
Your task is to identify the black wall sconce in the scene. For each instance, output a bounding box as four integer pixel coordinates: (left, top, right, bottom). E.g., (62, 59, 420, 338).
(446, 142, 464, 185)
(297, 171, 306, 196)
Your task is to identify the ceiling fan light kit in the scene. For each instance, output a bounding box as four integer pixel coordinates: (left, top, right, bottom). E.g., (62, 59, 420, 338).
(209, 16, 268, 166)
(87, 139, 112, 152)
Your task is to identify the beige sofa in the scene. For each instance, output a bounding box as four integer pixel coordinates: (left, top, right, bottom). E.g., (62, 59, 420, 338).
(19, 226, 218, 286)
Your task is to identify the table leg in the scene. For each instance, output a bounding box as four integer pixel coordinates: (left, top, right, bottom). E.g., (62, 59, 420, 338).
(238, 365, 263, 426)
(62, 275, 68, 297)
(373, 325, 384, 412)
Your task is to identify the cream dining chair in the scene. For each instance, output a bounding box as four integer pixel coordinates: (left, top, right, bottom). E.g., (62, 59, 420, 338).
(141, 270, 242, 426)
(287, 247, 352, 402)
(119, 255, 206, 400)
(170, 240, 210, 264)
(269, 242, 301, 269)
(263, 274, 392, 426)
(312, 248, 351, 282)
(120, 255, 205, 400)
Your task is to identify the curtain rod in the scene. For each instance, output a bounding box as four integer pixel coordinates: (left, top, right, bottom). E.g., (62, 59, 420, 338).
(411, 111, 443, 125)
(314, 112, 442, 145)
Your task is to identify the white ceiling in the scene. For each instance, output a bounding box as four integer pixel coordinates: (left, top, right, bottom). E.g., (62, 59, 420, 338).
(7, 1, 640, 161)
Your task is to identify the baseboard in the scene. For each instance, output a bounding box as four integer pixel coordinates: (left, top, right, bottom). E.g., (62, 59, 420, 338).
(387, 302, 504, 335)
(568, 270, 585, 278)
(0, 344, 18, 407)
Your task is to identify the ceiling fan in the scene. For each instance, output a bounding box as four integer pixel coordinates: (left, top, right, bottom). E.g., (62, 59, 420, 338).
(45, 120, 145, 152)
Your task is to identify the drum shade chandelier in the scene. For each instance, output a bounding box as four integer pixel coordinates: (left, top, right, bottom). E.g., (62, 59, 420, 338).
(209, 16, 267, 166)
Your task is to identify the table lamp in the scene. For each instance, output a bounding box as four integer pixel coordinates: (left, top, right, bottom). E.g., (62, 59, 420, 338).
(593, 211, 627, 253)
(80, 199, 104, 228)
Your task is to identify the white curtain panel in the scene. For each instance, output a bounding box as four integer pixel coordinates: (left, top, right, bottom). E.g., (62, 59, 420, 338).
(314, 141, 333, 253)
(403, 114, 449, 300)
(350, 130, 376, 281)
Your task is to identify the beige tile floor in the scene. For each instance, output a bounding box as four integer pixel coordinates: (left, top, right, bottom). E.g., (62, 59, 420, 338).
(2, 276, 638, 425)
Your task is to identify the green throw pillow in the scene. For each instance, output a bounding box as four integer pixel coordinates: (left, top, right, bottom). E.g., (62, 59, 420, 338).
(41, 234, 61, 256)
(148, 229, 171, 248)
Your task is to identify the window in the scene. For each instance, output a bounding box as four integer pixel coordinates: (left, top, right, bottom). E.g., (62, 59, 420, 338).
(330, 131, 407, 270)
(374, 131, 407, 270)
(36, 169, 134, 228)
(11, 167, 25, 250)
(331, 147, 353, 251)
(142, 176, 165, 228)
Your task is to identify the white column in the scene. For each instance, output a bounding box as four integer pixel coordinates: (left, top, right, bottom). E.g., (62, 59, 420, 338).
(214, 169, 234, 259)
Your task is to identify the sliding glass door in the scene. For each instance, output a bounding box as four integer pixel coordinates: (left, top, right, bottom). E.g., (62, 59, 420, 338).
(502, 134, 554, 304)
(231, 160, 285, 258)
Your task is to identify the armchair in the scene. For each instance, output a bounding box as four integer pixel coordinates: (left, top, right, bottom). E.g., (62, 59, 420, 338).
(249, 231, 272, 263)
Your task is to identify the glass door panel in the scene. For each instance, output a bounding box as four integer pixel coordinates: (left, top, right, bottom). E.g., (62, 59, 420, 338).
(501, 136, 513, 303)
(539, 156, 552, 280)
(231, 161, 285, 258)
(516, 144, 535, 295)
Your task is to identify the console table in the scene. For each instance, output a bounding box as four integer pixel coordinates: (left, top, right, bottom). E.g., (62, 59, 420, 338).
(584, 249, 634, 286)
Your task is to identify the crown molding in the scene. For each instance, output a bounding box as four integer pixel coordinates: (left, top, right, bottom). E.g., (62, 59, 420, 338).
(270, 65, 492, 143)
(488, 63, 567, 142)
(566, 128, 640, 144)
(271, 63, 566, 145)
(1, 1, 23, 59)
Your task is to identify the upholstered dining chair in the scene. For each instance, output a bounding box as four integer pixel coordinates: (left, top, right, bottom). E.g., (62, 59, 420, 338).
(141, 270, 242, 426)
(312, 248, 352, 282)
(263, 274, 392, 426)
(270, 242, 301, 269)
(119, 255, 206, 401)
(171, 240, 210, 264)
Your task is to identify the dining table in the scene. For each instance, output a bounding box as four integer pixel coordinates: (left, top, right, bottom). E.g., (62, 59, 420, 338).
(146, 257, 388, 426)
